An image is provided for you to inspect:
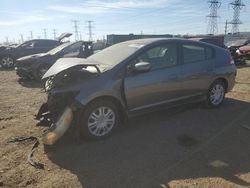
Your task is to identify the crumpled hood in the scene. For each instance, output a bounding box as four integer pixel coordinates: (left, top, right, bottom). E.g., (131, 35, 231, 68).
(42, 58, 107, 80)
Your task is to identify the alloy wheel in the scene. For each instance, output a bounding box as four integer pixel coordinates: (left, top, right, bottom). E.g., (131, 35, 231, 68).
(87, 106, 116, 137)
(209, 84, 225, 105)
(1, 57, 14, 68)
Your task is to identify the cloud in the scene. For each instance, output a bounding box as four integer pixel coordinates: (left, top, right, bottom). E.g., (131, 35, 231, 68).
(47, 0, 172, 14)
(0, 13, 53, 26)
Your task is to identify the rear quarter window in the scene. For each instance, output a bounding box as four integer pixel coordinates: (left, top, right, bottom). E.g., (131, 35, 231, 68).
(182, 44, 214, 64)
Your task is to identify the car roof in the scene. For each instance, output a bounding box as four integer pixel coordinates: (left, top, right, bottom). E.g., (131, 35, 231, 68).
(120, 38, 216, 48)
(29, 39, 59, 42)
(121, 38, 179, 45)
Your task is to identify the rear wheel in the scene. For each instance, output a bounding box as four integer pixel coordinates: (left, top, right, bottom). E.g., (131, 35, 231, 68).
(205, 80, 226, 108)
(80, 100, 120, 140)
(1, 56, 15, 68)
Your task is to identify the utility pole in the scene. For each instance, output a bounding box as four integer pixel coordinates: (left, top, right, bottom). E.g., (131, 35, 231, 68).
(224, 20, 228, 36)
(206, 0, 221, 35)
(30, 31, 33, 39)
(79, 32, 82, 40)
(52, 29, 57, 39)
(229, 0, 245, 34)
(20, 34, 24, 43)
(72, 20, 80, 41)
(86, 20, 94, 41)
(5, 37, 9, 44)
(42, 28, 47, 39)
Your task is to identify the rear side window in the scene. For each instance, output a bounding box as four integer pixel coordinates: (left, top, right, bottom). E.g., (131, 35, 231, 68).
(35, 40, 59, 48)
(182, 44, 214, 64)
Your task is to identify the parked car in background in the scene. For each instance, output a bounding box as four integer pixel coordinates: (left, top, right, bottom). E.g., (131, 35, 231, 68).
(226, 39, 250, 64)
(0, 33, 72, 68)
(190, 37, 226, 48)
(36, 38, 236, 145)
(236, 43, 250, 60)
(15, 41, 93, 80)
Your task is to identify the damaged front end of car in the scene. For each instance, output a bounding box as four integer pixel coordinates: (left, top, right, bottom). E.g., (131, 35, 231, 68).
(36, 58, 103, 145)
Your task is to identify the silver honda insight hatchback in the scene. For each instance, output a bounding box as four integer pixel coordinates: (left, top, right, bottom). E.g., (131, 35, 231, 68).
(37, 38, 236, 144)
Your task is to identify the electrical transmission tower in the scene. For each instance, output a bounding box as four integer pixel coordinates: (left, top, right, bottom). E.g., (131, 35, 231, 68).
(229, 0, 245, 34)
(52, 29, 57, 39)
(72, 20, 80, 41)
(206, 0, 221, 35)
(87, 21, 94, 41)
(42, 29, 47, 39)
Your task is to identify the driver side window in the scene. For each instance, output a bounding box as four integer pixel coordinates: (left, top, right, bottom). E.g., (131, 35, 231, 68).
(21, 41, 36, 48)
(136, 43, 177, 70)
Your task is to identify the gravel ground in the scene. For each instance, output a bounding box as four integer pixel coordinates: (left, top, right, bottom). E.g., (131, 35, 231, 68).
(0, 62, 250, 188)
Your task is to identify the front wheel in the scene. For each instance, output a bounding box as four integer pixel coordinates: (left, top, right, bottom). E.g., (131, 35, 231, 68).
(1, 56, 15, 68)
(205, 80, 226, 108)
(80, 100, 120, 140)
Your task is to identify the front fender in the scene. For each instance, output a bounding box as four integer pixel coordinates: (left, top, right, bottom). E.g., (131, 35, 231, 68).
(74, 79, 125, 108)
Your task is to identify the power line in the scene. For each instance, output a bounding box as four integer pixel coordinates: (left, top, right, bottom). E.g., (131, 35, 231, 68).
(229, 0, 245, 34)
(206, 0, 221, 35)
(86, 20, 94, 41)
(72, 20, 80, 41)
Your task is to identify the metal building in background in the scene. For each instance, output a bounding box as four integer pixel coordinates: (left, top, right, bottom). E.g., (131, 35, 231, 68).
(206, 0, 221, 35)
(229, 0, 245, 34)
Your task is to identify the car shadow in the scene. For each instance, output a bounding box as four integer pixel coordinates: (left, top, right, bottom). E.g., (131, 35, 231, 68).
(17, 78, 43, 88)
(237, 61, 250, 69)
(44, 98, 250, 188)
(0, 68, 14, 72)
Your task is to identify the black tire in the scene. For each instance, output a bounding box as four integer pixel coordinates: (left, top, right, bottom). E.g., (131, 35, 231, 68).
(1, 56, 15, 68)
(205, 80, 226, 108)
(80, 99, 120, 140)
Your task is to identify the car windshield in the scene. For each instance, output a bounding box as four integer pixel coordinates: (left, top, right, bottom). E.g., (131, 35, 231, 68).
(87, 42, 144, 66)
(47, 42, 71, 55)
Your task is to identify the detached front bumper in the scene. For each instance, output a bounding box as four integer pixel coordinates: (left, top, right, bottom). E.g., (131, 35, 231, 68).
(36, 103, 74, 145)
(42, 106, 74, 145)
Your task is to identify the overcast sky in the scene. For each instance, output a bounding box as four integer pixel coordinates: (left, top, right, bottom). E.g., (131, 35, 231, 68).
(0, 0, 250, 43)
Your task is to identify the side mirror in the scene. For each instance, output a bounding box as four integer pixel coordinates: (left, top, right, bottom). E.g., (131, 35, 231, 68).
(134, 62, 151, 72)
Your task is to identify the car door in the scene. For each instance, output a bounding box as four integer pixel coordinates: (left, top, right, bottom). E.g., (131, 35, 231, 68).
(124, 42, 182, 112)
(180, 43, 214, 97)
